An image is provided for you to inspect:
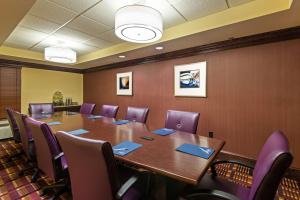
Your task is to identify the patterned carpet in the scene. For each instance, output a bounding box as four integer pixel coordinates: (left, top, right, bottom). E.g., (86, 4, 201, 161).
(0, 139, 299, 200)
(0, 140, 70, 200)
(213, 162, 300, 200)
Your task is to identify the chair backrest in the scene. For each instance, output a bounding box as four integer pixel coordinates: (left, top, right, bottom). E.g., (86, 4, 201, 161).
(29, 103, 54, 114)
(26, 117, 63, 181)
(165, 110, 200, 134)
(79, 103, 96, 114)
(100, 105, 119, 118)
(249, 131, 293, 200)
(12, 111, 34, 159)
(125, 106, 149, 123)
(56, 131, 120, 200)
(6, 108, 21, 143)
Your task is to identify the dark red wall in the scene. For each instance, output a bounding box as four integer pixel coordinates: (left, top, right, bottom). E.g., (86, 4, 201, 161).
(84, 39, 300, 168)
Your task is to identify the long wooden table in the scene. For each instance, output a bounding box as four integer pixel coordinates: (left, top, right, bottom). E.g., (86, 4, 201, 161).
(33, 112, 225, 185)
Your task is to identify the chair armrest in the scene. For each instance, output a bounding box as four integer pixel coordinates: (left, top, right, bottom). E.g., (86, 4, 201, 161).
(116, 175, 138, 199)
(182, 189, 240, 200)
(211, 160, 254, 176)
(54, 152, 64, 161)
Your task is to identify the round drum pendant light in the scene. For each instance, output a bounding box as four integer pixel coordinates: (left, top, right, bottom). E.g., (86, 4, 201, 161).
(44, 46, 77, 64)
(115, 5, 163, 43)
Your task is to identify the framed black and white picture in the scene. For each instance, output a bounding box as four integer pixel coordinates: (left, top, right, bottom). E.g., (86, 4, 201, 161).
(116, 72, 132, 96)
(174, 61, 207, 97)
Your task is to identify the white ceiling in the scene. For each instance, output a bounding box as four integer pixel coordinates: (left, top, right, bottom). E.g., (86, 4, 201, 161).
(3, 0, 253, 56)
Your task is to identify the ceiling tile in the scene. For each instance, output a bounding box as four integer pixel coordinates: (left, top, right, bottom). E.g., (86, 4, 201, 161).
(143, 0, 186, 28)
(83, 0, 129, 27)
(168, 0, 228, 21)
(74, 44, 99, 55)
(2, 42, 32, 50)
(3, 27, 48, 49)
(54, 27, 94, 43)
(66, 16, 111, 38)
(227, 0, 253, 7)
(84, 0, 186, 29)
(98, 29, 123, 44)
(29, 0, 76, 25)
(83, 37, 113, 49)
(19, 14, 61, 34)
(48, 0, 100, 13)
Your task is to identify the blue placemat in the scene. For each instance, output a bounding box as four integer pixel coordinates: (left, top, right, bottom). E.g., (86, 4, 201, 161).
(113, 141, 142, 156)
(176, 144, 214, 159)
(88, 115, 103, 119)
(66, 112, 78, 115)
(68, 129, 89, 136)
(113, 120, 130, 125)
(152, 128, 176, 136)
(47, 121, 62, 126)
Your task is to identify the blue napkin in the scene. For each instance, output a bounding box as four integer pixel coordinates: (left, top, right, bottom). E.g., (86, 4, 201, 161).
(152, 128, 176, 136)
(47, 121, 62, 126)
(88, 115, 103, 119)
(68, 129, 89, 136)
(176, 144, 214, 159)
(113, 141, 142, 156)
(113, 120, 130, 125)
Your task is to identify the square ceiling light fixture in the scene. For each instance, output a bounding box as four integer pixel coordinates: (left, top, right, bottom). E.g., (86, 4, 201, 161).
(115, 5, 163, 43)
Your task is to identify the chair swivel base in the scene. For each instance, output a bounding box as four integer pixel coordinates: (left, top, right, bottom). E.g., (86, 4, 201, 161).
(41, 180, 68, 200)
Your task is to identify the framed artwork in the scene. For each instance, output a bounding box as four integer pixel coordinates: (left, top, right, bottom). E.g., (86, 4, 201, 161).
(116, 72, 132, 96)
(174, 61, 207, 97)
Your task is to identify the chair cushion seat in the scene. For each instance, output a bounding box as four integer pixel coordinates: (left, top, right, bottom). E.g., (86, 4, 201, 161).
(118, 165, 142, 200)
(185, 173, 250, 200)
(123, 187, 141, 200)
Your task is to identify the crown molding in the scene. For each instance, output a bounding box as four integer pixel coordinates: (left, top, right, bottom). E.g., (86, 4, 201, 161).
(83, 26, 300, 73)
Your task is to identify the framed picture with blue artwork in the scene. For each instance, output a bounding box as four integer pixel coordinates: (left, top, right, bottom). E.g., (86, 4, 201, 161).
(116, 72, 132, 95)
(174, 61, 207, 97)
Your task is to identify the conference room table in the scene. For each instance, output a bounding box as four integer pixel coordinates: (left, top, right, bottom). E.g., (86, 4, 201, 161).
(32, 111, 225, 189)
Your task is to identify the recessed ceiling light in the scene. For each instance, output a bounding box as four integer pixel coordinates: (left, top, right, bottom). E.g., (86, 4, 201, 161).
(155, 46, 164, 50)
(118, 55, 126, 58)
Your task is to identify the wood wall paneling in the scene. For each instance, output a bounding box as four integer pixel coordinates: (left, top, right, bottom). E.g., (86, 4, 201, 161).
(84, 39, 300, 168)
(0, 66, 21, 119)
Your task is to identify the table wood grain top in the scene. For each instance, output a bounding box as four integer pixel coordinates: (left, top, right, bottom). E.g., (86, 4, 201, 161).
(34, 112, 225, 185)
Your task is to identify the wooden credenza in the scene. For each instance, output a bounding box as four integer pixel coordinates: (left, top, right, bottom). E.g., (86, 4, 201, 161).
(53, 105, 81, 112)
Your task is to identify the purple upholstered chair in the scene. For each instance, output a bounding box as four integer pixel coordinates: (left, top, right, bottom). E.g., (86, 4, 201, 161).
(125, 106, 149, 123)
(29, 103, 54, 115)
(56, 131, 141, 200)
(6, 108, 21, 143)
(13, 111, 35, 161)
(4, 108, 23, 160)
(181, 131, 293, 200)
(165, 110, 200, 134)
(13, 111, 38, 180)
(79, 103, 96, 114)
(101, 104, 119, 118)
(26, 117, 68, 198)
